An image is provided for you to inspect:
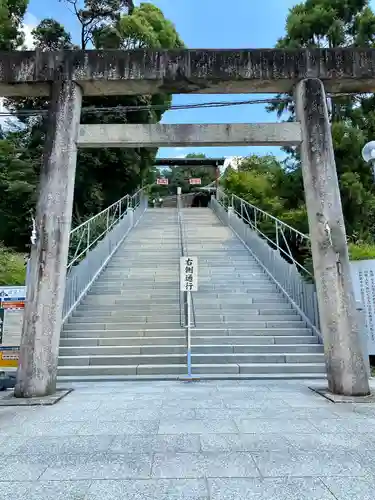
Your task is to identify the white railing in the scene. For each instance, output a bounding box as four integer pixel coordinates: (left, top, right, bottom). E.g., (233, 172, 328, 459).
(62, 188, 148, 322)
(217, 189, 312, 277)
(212, 189, 321, 337)
(68, 189, 144, 270)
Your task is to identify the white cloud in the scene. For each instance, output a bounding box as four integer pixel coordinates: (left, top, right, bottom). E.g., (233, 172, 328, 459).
(0, 13, 38, 130)
(21, 13, 38, 50)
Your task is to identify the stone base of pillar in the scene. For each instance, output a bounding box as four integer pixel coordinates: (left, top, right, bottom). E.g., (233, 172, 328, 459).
(309, 387, 375, 404)
(0, 388, 73, 406)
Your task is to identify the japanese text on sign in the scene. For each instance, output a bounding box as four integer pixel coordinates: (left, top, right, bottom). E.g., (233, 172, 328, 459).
(189, 178, 201, 185)
(180, 257, 198, 292)
(157, 178, 168, 185)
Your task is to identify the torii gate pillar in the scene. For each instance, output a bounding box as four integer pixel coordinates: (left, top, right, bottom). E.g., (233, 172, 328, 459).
(295, 78, 370, 396)
(14, 80, 82, 398)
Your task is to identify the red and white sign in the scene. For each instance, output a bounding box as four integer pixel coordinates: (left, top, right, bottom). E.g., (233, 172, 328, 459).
(157, 178, 169, 185)
(189, 178, 201, 185)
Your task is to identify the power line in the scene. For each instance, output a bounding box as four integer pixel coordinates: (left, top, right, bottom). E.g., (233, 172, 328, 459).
(0, 97, 292, 117)
(0, 92, 362, 118)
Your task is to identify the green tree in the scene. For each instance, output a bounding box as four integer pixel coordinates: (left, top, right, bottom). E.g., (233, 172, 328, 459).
(0, 0, 28, 50)
(161, 153, 217, 195)
(265, 0, 375, 246)
(2, 2, 183, 250)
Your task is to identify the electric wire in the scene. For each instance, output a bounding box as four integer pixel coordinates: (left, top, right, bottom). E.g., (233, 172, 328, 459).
(0, 92, 357, 117)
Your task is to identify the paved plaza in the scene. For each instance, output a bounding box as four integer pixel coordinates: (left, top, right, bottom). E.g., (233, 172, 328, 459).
(1, 380, 375, 499)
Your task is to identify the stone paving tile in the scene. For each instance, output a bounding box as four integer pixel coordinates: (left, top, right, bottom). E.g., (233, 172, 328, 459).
(158, 418, 238, 434)
(208, 477, 336, 500)
(224, 398, 292, 410)
(200, 433, 294, 452)
(252, 449, 368, 477)
(321, 475, 375, 500)
(1, 421, 85, 437)
(95, 399, 163, 410)
(161, 398, 227, 409)
(311, 416, 375, 434)
(1, 435, 115, 456)
(235, 417, 317, 434)
(151, 451, 260, 478)
(86, 478, 208, 500)
(283, 432, 374, 452)
(39, 452, 153, 480)
(78, 419, 159, 435)
(110, 434, 201, 454)
(0, 482, 32, 499)
(1, 380, 375, 498)
(93, 407, 196, 421)
(0, 455, 49, 481)
(3, 480, 93, 500)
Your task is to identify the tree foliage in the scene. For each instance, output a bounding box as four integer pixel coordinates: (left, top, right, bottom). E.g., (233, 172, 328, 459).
(241, 0, 375, 257)
(0, 0, 28, 50)
(0, 1, 183, 254)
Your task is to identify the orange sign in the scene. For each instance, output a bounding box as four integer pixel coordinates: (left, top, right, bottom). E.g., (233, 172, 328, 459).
(2, 301, 25, 310)
(0, 346, 20, 367)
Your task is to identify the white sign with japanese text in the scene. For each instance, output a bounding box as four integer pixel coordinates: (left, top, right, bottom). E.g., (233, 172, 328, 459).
(180, 257, 198, 292)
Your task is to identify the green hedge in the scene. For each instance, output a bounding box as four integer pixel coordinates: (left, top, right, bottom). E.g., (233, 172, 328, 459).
(349, 243, 375, 261)
(0, 246, 26, 286)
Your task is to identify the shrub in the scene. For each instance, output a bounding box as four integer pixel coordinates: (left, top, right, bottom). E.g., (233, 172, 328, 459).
(0, 245, 26, 285)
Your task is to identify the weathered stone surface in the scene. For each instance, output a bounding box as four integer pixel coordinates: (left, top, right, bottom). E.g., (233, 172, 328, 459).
(14, 81, 82, 398)
(77, 123, 302, 148)
(295, 78, 370, 397)
(1, 48, 375, 96)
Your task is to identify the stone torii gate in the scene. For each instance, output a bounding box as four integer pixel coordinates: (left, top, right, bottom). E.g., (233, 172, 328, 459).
(0, 49, 372, 398)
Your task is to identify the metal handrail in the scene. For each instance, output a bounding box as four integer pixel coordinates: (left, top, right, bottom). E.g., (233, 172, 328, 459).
(217, 188, 312, 277)
(62, 188, 148, 322)
(68, 188, 144, 270)
(211, 190, 321, 337)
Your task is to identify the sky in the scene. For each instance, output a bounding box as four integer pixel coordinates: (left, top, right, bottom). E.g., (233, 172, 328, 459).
(22, 0, 375, 160)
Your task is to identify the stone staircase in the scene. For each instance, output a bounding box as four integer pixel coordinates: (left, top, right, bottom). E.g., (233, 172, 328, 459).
(183, 209, 325, 377)
(58, 207, 325, 380)
(59, 209, 185, 379)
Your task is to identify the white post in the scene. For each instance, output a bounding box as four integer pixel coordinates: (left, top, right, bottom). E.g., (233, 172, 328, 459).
(128, 207, 134, 229)
(187, 290, 192, 378)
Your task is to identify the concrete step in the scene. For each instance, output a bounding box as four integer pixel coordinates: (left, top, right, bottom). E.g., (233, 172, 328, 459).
(193, 321, 308, 329)
(68, 313, 181, 323)
(72, 308, 181, 317)
(58, 354, 187, 366)
(59, 344, 323, 357)
(62, 329, 185, 339)
(193, 315, 304, 324)
(189, 328, 313, 337)
(80, 295, 179, 307)
(60, 345, 186, 356)
(192, 344, 323, 354)
(60, 336, 185, 347)
(64, 321, 183, 331)
(192, 335, 320, 345)
(191, 353, 324, 364)
(57, 363, 326, 377)
(57, 365, 186, 376)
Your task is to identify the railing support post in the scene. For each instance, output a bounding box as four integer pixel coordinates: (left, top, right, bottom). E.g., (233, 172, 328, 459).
(128, 207, 134, 229)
